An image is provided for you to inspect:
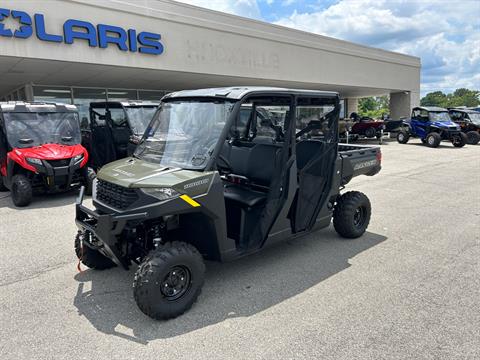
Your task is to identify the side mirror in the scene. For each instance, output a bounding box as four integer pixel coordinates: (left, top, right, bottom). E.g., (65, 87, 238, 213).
(19, 138, 33, 144)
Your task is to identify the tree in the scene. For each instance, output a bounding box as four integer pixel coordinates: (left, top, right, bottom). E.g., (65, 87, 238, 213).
(420, 88, 479, 108)
(358, 95, 389, 118)
(420, 91, 447, 107)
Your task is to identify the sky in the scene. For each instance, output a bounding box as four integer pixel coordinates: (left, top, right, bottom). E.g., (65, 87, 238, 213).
(178, 0, 480, 97)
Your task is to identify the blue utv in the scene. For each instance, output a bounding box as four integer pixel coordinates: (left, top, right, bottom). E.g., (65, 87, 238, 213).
(396, 106, 467, 148)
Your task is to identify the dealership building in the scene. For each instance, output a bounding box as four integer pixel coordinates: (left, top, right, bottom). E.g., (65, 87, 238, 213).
(0, 0, 421, 122)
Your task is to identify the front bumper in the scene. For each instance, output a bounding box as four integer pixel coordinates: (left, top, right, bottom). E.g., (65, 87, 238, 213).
(443, 130, 462, 140)
(29, 158, 85, 191)
(75, 186, 147, 269)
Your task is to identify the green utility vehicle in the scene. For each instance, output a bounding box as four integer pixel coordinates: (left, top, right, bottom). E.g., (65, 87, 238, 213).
(75, 87, 382, 320)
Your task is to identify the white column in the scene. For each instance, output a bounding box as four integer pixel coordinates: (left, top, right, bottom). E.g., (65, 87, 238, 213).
(390, 91, 419, 120)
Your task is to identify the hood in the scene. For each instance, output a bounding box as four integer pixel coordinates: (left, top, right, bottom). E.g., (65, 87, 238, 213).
(431, 121, 459, 129)
(13, 143, 85, 160)
(97, 157, 215, 196)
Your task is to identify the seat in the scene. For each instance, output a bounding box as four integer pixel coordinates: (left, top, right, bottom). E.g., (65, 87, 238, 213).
(224, 185, 267, 208)
(221, 143, 281, 208)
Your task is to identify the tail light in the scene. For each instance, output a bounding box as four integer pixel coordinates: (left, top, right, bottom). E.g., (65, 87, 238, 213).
(376, 151, 382, 163)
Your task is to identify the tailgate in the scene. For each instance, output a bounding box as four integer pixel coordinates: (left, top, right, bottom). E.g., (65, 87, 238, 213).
(338, 143, 381, 180)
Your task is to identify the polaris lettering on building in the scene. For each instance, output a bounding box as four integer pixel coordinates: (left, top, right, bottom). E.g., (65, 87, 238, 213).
(0, 8, 164, 55)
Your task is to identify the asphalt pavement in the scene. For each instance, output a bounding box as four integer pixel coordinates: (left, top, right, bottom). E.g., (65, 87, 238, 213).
(0, 139, 479, 360)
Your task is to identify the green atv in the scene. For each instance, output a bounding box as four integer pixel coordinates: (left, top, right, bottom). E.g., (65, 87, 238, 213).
(75, 87, 382, 320)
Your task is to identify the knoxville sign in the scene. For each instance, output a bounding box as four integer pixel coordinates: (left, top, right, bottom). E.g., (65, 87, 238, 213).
(0, 8, 164, 55)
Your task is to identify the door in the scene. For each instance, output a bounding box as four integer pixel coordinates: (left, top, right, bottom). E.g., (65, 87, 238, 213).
(293, 96, 339, 232)
(88, 105, 117, 169)
(411, 109, 429, 138)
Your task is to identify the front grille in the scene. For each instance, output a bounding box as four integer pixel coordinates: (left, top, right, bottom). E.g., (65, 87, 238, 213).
(96, 180, 139, 210)
(48, 159, 71, 167)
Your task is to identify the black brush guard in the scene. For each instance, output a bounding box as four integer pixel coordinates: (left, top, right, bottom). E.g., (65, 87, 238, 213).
(75, 186, 147, 269)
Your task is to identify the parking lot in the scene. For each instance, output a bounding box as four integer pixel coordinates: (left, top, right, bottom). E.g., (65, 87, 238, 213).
(0, 139, 479, 360)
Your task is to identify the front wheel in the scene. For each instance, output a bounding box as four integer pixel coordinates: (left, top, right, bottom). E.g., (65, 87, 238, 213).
(11, 174, 32, 207)
(425, 132, 441, 148)
(452, 132, 467, 148)
(333, 191, 371, 239)
(133, 241, 205, 320)
(397, 131, 410, 144)
(466, 131, 479, 145)
(74, 231, 116, 270)
(0, 175, 7, 192)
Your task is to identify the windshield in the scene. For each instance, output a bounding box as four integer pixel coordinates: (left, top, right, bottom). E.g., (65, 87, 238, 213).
(125, 106, 158, 135)
(4, 112, 81, 148)
(468, 112, 480, 125)
(429, 112, 451, 122)
(134, 100, 235, 169)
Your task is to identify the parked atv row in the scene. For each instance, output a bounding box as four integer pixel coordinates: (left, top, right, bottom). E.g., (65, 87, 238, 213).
(0, 101, 158, 206)
(396, 106, 469, 148)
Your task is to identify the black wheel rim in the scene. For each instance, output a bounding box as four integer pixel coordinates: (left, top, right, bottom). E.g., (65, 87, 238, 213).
(160, 266, 191, 301)
(353, 206, 367, 228)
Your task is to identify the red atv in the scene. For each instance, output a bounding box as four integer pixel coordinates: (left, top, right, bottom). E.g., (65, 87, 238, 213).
(0, 102, 92, 207)
(349, 112, 385, 144)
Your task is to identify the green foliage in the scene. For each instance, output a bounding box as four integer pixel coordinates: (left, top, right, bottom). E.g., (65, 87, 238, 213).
(420, 88, 480, 108)
(357, 89, 479, 119)
(358, 95, 389, 118)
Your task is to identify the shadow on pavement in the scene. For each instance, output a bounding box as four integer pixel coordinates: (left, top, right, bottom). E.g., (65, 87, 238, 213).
(0, 189, 83, 210)
(73, 229, 387, 344)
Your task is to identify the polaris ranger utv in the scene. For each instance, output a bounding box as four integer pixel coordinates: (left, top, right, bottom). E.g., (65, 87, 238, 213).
(82, 101, 158, 170)
(448, 108, 480, 145)
(397, 106, 467, 148)
(0, 102, 91, 207)
(75, 87, 382, 320)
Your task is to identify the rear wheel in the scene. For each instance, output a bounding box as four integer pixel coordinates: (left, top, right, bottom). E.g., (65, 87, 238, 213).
(425, 132, 441, 148)
(365, 127, 376, 138)
(466, 131, 480, 145)
(74, 231, 116, 270)
(333, 191, 371, 239)
(11, 174, 32, 207)
(133, 241, 205, 320)
(452, 132, 467, 148)
(397, 131, 409, 144)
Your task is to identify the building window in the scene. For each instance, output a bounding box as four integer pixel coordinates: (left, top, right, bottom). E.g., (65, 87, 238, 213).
(18, 87, 27, 101)
(107, 89, 137, 101)
(138, 90, 167, 101)
(339, 99, 346, 119)
(73, 88, 107, 129)
(33, 86, 72, 104)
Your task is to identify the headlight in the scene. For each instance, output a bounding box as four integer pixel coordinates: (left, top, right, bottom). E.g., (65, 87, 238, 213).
(26, 157, 42, 166)
(73, 154, 84, 164)
(142, 187, 180, 201)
